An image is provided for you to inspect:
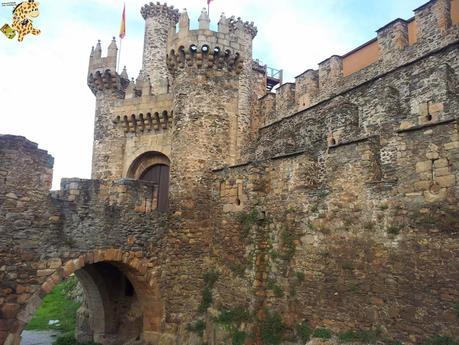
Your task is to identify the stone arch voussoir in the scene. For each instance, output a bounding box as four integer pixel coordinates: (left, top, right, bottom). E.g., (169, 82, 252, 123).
(3, 249, 163, 345)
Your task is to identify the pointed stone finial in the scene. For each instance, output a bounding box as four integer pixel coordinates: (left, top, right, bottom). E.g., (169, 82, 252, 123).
(94, 40, 102, 58)
(125, 78, 136, 99)
(136, 70, 151, 97)
(136, 69, 148, 82)
(179, 8, 189, 32)
(107, 37, 118, 57)
(120, 66, 129, 79)
(198, 8, 210, 30)
(218, 12, 229, 33)
(90, 46, 95, 57)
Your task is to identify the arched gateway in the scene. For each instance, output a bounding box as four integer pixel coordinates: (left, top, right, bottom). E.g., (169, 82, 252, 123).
(4, 249, 163, 345)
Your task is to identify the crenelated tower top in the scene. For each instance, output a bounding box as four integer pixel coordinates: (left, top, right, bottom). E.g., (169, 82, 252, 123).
(87, 38, 129, 97)
(140, 2, 180, 95)
(166, 8, 257, 79)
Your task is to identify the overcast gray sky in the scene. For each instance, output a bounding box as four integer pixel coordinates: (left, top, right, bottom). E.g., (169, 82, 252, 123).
(0, 0, 426, 189)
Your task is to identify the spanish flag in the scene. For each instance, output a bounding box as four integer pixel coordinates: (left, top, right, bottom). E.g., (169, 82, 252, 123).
(119, 3, 126, 39)
(207, 0, 213, 4)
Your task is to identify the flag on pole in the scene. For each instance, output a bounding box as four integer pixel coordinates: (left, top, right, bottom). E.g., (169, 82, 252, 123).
(207, 0, 213, 4)
(119, 3, 126, 39)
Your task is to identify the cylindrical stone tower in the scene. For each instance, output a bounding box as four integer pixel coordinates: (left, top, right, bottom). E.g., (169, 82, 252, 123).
(166, 10, 256, 213)
(140, 3, 179, 95)
(87, 39, 129, 179)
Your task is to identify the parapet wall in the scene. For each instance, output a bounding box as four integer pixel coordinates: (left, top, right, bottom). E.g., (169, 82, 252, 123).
(263, 0, 459, 125)
(53, 178, 160, 214)
(0, 135, 53, 200)
(169, 9, 256, 56)
(256, 41, 458, 160)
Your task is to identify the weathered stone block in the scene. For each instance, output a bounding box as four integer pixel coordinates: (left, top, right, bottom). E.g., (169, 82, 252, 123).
(415, 160, 432, 173)
(415, 181, 431, 191)
(47, 258, 62, 269)
(444, 141, 459, 150)
(434, 158, 449, 168)
(36, 269, 54, 277)
(434, 167, 450, 176)
(435, 175, 455, 187)
(0, 303, 19, 319)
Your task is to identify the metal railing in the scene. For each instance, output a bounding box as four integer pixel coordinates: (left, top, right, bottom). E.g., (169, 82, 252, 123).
(267, 67, 283, 82)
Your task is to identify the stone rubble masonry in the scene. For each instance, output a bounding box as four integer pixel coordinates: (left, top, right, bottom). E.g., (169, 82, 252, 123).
(1, 0, 459, 344)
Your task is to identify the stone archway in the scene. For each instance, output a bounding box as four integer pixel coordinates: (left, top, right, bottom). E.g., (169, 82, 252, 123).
(127, 151, 171, 212)
(126, 151, 170, 180)
(4, 249, 163, 345)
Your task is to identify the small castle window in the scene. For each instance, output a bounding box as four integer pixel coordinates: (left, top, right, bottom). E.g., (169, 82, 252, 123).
(201, 45, 209, 53)
(224, 49, 231, 57)
(213, 47, 220, 55)
(190, 44, 197, 53)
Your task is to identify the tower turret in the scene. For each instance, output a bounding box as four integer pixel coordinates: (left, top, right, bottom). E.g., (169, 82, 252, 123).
(87, 39, 129, 179)
(140, 2, 179, 95)
(166, 9, 256, 213)
(178, 8, 189, 32)
(94, 40, 102, 58)
(107, 37, 118, 58)
(198, 8, 210, 29)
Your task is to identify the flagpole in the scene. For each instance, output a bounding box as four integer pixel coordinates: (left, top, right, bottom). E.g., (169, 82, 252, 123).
(118, 3, 126, 73)
(117, 37, 122, 73)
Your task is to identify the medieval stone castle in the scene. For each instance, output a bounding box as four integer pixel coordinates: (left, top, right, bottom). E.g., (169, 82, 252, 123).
(1, 0, 458, 344)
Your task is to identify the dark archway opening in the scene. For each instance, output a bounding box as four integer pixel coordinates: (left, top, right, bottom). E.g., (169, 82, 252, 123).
(23, 262, 144, 345)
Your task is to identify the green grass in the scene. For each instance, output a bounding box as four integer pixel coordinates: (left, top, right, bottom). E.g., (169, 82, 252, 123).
(26, 276, 81, 332)
(422, 336, 459, 345)
(338, 330, 378, 343)
(386, 225, 401, 235)
(296, 321, 312, 343)
(259, 310, 285, 345)
(216, 307, 251, 326)
(232, 330, 247, 345)
(313, 328, 332, 339)
(186, 319, 206, 337)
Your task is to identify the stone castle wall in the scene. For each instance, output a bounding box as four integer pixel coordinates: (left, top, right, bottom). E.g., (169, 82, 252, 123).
(0, 135, 209, 345)
(1, 0, 459, 344)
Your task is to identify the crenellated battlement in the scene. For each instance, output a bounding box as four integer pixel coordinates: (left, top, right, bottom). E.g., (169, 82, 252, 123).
(223, 15, 258, 39)
(87, 38, 129, 97)
(168, 9, 256, 62)
(113, 110, 173, 134)
(88, 38, 117, 76)
(87, 69, 129, 97)
(140, 2, 180, 22)
(166, 44, 243, 74)
(263, 0, 459, 123)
